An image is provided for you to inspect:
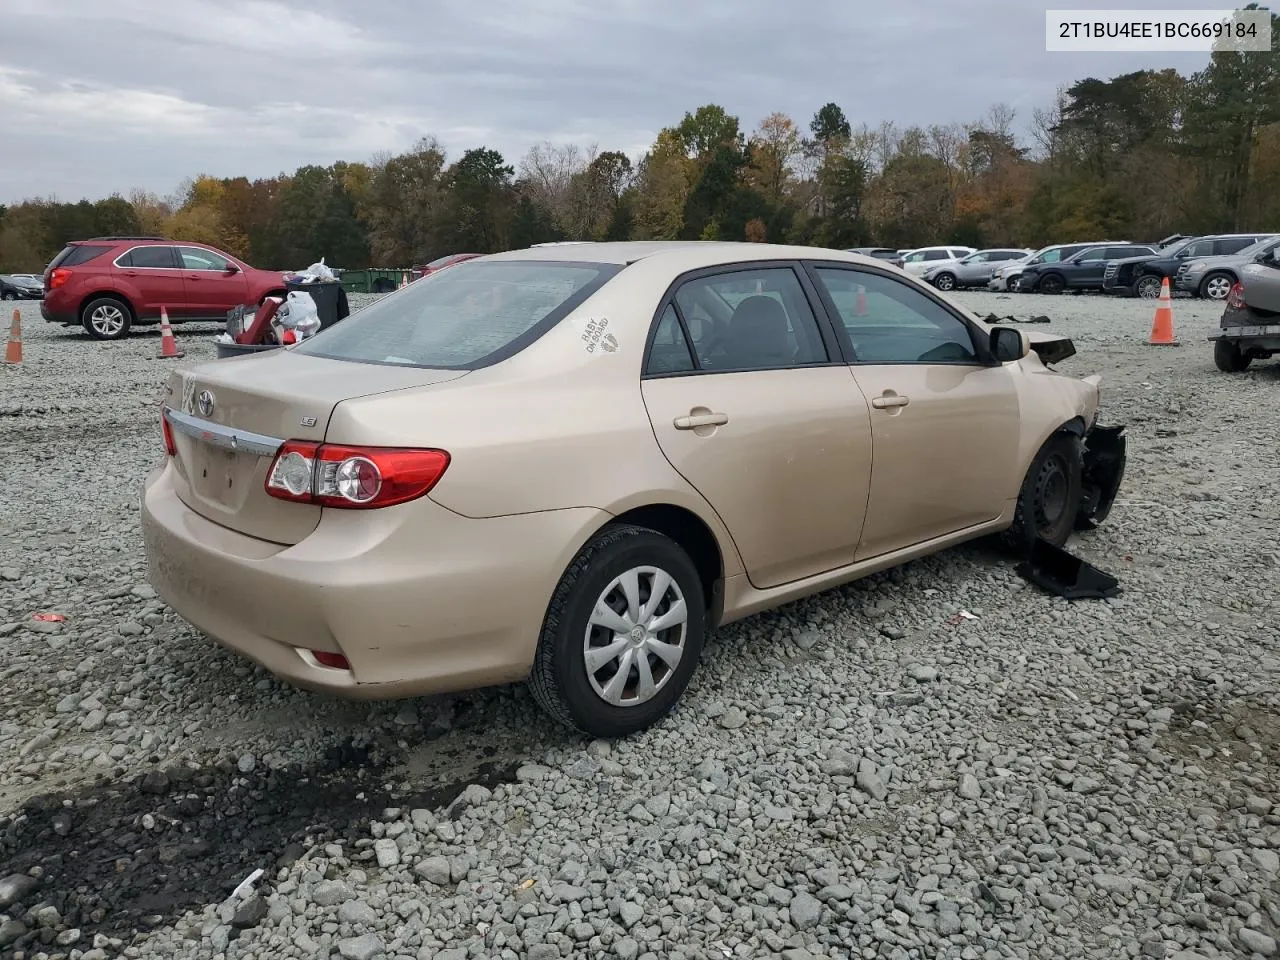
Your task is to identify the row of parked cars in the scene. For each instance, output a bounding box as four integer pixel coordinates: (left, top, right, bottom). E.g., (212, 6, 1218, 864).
(856, 232, 1280, 302)
(0, 273, 45, 300)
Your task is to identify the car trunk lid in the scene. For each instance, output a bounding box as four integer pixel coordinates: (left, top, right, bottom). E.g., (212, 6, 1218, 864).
(164, 352, 467, 544)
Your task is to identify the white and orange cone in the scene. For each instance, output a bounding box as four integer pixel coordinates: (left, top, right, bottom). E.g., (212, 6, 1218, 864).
(1147, 278, 1179, 346)
(4, 308, 21, 364)
(157, 308, 184, 359)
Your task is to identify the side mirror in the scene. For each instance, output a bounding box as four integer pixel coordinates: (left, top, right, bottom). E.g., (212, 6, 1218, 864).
(225, 263, 240, 274)
(990, 326, 1030, 363)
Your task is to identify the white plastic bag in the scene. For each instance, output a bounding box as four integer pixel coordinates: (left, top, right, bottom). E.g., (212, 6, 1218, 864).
(279, 290, 321, 339)
(298, 257, 336, 283)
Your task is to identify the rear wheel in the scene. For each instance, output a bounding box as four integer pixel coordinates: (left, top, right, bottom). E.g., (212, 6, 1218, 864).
(530, 523, 706, 738)
(1135, 275, 1163, 299)
(1200, 272, 1234, 301)
(1214, 338, 1252, 372)
(81, 297, 133, 340)
(1038, 274, 1065, 295)
(1003, 433, 1083, 555)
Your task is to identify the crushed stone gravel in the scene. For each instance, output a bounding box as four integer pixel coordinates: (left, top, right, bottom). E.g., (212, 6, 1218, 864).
(1, 289, 1278, 959)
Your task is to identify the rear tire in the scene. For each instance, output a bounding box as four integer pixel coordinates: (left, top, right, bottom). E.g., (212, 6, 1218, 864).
(529, 523, 706, 738)
(1002, 433, 1083, 556)
(81, 297, 133, 340)
(1214, 338, 1251, 372)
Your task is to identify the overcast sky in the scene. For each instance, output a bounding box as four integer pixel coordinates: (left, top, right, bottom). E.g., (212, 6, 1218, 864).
(0, 0, 1212, 204)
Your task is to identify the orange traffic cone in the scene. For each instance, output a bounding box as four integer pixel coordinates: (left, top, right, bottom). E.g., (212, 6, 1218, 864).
(4, 309, 21, 364)
(1147, 278, 1179, 346)
(399, 273, 408, 290)
(855, 285, 869, 316)
(157, 308, 184, 359)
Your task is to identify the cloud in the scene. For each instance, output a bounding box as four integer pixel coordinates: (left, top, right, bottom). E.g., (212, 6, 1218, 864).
(0, 0, 1211, 202)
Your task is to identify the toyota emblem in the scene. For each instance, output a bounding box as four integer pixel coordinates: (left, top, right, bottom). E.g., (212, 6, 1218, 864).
(197, 390, 215, 417)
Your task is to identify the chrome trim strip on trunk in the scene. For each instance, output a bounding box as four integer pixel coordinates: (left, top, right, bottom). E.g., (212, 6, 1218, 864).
(163, 406, 284, 457)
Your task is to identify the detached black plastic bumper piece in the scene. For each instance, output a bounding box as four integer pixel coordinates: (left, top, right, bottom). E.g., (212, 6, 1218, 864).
(1077, 424, 1126, 530)
(1016, 537, 1122, 600)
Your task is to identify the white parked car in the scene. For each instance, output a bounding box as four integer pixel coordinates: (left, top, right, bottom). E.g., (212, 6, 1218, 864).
(899, 246, 977, 277)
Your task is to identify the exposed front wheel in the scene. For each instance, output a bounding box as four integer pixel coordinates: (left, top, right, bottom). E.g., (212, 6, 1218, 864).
(1038, 274, 1065, 295)
(81, 297, 133, 340)
(1214, 338, 1252, 372)
(1135, 275, 1163, 299)
(1, 291, 16, 301)
(1200, 273, 1233, 301)
(1003, 433, 1083, 555)
(932, 272, 956, 291)
(530, 524, 706, 738)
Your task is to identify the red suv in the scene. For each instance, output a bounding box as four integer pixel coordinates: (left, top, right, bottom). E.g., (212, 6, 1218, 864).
(41, 236, 289, 340)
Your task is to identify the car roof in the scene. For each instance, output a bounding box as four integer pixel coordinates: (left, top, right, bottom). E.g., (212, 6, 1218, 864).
(480, 241, 890, 269)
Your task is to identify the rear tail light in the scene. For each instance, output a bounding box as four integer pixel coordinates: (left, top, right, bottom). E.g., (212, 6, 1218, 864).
(162, 412, 176, 456)
(266, 441, 449, 509)
(1226, 282, 1245, 310)
(49, 268, 71, 290)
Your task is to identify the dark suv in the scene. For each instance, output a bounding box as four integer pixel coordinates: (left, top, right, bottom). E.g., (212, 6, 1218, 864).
(1102, 233, 1272, 299)
(1018, 243, 1156, 294)
(41, 237, 288, 340)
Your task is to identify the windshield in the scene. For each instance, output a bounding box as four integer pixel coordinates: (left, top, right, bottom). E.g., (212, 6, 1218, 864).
(293, 259, 620, 369)
(1160, 238, 1196, 255)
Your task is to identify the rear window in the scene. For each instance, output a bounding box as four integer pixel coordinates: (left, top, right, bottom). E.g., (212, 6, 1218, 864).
(47, 244, 113, 270)
(293, 260, 620, 369)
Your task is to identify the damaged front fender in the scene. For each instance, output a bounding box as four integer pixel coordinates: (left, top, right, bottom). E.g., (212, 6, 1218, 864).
(1076, 424, 1126, 529)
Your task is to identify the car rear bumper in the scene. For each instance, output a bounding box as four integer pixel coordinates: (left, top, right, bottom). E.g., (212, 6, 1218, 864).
(141, 462, 605, 700)
(41, 301, 76, 324)
(1209, 310, 1280, 351)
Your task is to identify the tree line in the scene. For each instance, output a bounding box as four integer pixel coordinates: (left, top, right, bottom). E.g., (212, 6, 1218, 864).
(0, 11, 1276, 274)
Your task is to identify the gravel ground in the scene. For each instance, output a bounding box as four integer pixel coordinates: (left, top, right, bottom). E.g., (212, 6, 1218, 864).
(1, 290, 1278, 960)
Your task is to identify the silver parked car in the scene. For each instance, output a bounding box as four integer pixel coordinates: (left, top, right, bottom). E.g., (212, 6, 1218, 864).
(1177, 234, 1280, 300)
(922, 249, 1034, 291)
(1210, 243, 1280, 371)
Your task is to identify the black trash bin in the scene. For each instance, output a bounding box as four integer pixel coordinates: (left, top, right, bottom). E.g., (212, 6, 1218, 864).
(284, 279, 350, 330)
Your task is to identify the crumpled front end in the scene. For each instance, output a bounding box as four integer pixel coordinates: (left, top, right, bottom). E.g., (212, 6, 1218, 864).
(1076, 425, 1126, 529)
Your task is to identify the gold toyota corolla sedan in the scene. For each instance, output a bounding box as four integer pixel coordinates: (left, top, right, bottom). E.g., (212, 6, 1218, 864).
(142, 242, 1126, 737)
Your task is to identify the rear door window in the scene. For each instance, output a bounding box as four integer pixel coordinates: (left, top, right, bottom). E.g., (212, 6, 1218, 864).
(1215, 237, 1256, 255)
(924, 250, 950, 262)
(293, 260, 619, 369)
(671, 267, 829, 371)
(118, 246, 178, 268)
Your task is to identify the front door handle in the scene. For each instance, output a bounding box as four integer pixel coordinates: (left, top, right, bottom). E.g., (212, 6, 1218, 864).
(871, 394, 910, 409)
(674, 412, 729, 430)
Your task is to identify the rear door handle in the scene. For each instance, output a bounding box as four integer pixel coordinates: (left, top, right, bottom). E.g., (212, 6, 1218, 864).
(674, 412, 729, 430)
(871, 395, 910, 409)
